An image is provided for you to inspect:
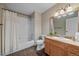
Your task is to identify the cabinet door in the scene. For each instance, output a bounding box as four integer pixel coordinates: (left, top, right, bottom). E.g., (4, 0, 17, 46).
(50, 40, 67, 56)
(44, 39, 50, 55)
(67, 45, 79, 56)
(50, 43, 66, 56)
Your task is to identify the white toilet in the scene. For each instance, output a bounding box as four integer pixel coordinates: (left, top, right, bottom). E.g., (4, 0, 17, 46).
(36, 35, 45, 50)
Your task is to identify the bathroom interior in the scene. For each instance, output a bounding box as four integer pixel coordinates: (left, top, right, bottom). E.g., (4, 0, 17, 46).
(0, 3, 79, 56)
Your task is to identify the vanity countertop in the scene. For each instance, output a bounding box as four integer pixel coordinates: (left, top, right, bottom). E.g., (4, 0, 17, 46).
(45, 36, 79, 47)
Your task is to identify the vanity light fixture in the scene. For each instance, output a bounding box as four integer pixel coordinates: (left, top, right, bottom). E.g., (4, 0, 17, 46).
(54, 4, 73, 18)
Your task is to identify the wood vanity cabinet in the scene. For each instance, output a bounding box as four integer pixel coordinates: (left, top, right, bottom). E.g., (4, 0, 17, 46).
(44, 37, 79, 56)
(45, 38, 67, 56)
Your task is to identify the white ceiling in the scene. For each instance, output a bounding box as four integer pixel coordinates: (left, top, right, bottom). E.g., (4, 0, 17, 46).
(5, 3, 55, 15)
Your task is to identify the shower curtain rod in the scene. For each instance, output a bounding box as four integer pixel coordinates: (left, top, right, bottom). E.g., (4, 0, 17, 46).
(2, 8, 29, 16)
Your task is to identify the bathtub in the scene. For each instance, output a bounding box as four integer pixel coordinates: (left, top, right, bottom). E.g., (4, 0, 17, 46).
(5, 40, 35, 56)
(2, 40, 35, 56)
(17, 40, 35, 51)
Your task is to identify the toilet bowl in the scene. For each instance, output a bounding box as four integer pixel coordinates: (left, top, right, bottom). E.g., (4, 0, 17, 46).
(36, 40, 44, 45)
(36, 35, 45, 50)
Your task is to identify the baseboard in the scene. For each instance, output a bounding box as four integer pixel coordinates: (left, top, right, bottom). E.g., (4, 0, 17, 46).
(5, 40, 35, 56)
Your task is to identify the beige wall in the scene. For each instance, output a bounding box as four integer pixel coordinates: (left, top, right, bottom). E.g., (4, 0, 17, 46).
(42, 3, 79, 35)
(34, 12, 42, 41)
(31, 11, 42, 43)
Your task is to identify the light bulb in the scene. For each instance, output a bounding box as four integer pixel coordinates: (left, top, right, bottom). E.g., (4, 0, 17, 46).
(54, 12, 59, 17)
(60, 9, 65, 15)
(66, 6, 73, 12)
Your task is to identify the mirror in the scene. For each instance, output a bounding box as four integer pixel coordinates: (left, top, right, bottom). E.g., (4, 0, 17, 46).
(49, 11, 78, 39)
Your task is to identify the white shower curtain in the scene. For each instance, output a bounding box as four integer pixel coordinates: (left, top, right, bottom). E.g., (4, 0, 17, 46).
(2, 10, 31, 55)
(2, 10, 17, 55)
